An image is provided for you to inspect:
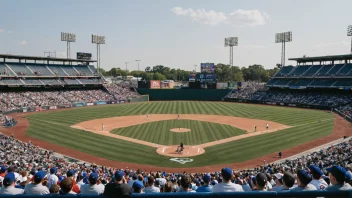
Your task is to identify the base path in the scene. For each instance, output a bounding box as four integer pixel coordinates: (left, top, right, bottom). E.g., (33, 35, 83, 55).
(1, 109, 351, 172)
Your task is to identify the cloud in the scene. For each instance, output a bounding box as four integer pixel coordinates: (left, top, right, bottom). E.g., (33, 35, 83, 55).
(19, 40, 27, 45)
(171, 7, 269, 26)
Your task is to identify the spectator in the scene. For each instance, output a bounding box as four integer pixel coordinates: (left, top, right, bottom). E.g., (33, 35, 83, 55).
(308, 165, 328, 190)
(282, 172, 295, 191)
(132, 181, 144, 194)
(212, 168, 243, 192)
(162, 181, 173, 193)
(254, 173, 267, 191)
(196, 174, 212, 192)
(65, 170, 80, 194)
(144, 176, 160, 193)
(49, 184, 60, 194)
(291, 170, 317, 191)
(80, 172, 104, 195)
(0, 172, 24, 195)
(103, 170, 132, 197)
(24, 171, 50, 195)
(59, 178, 76, 195)
(271, 173, 283, 192)
(178, 175, 195, 193)
(127, 174, 138, 187)
(47, 167, 58, 190)
(325, 166, 352, 191)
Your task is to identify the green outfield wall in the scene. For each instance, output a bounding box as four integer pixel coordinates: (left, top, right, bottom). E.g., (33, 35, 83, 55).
(136, 88, 230, 101)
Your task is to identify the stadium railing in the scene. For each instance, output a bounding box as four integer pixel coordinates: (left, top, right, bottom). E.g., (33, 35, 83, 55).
(0, 191, 351, 198)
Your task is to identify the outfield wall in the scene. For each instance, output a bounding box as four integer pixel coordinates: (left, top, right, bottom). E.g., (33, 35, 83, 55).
(136, 88, 230, 101)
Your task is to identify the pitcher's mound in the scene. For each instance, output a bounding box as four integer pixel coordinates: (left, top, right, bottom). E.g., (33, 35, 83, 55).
(170, 128, 191, 133)
(156, 145, 205, 157)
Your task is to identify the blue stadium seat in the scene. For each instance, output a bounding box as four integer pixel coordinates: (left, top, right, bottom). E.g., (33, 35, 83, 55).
(26, 64, 54, 76)
(6, 63, 34, 76)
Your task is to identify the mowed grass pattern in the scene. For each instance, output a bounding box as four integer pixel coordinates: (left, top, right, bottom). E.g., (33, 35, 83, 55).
(111, 120, 246, 145)
(25, 101, 334, 167)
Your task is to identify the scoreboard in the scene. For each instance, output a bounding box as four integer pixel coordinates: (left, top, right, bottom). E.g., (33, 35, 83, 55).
(77, 52, 92, 60)
(200, 63, 215, 73)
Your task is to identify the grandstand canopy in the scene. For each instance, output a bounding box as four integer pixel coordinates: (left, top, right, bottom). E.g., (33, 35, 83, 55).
(0, 54, 96, 63)
(289, 54, 352, 63)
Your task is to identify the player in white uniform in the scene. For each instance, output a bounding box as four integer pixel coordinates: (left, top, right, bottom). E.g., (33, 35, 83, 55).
(102, 124, 104, 131)
(266, 124, 269, 130)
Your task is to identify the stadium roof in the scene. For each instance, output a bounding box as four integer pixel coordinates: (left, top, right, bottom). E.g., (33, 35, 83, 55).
(0, 54, 96, 63)
(289, 54, 352, 63)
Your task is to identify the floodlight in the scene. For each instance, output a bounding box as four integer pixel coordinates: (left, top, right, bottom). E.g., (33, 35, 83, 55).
(92, 34, 105, 44)
(348, 25, 352, 36)
(275, 31, 292, 43)
(61, 32, 76, 42)
(225, 37, 238, 47)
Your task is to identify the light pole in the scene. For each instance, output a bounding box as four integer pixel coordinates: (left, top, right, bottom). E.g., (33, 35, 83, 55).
(225, 37, 238, 66)
(61, 32, 76, 58)
(348, 25, 352, 54)
(91, 34, 106, 76)
(275, 31, 292, 67)
(136, 60, 141, 71)
(125, 62, 129, 71)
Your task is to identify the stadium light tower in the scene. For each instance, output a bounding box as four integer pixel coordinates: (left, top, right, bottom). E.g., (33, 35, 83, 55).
(135, 60, 141, 71)
(348, 25, 352, 54)
(92, 34, 105, 76)
(275, 31, 292, 67)
(125, 62, 129, 71)
(224, 37, 238, 66)
(61, 32, 76, 58)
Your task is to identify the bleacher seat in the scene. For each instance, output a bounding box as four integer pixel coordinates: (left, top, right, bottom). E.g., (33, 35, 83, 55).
(23, 79, 43, 85)
(326, 64, 345, 76)
(74, 65, 94, 76)
(41, 79, 63, 85)
(336, 64, 352, 76)
(77, 79, 96, 84)
(274, 66, 294, 77)
(301, 65, 321, 76)
(26, 64, 54, 76)
(47, 65, 68, 76)
(61, 66, 78, 76)
(64, 79, 81, 85)
(6, 63, 34, 76)
(316, 65, 333, 76)
(289, 65, 310, 77)
(1, 79, 24, 85)
(0, 63, 14, 76)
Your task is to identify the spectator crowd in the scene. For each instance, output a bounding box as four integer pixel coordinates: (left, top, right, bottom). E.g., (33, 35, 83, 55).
(227, 83, 352, 108)
(0, 83, 139, 113)
(0, 131, 351, 195)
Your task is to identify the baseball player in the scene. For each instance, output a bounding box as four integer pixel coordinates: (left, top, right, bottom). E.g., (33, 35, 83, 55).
(254, 125, 257, 132)
(102, 124, 104, 131)
(177, 114, 180, 121)
(266, 123, 269, 130)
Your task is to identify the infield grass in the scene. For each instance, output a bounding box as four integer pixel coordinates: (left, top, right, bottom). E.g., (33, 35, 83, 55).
(25, 101, 334, 168)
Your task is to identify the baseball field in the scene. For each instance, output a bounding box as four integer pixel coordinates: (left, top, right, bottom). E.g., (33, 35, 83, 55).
(5, 101, 346, 172)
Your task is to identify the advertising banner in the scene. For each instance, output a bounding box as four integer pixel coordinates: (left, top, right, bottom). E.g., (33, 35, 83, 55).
(216, 82, 228, 89)
(49, 106, 57, 110)
(87, 103, 94, 106)
(188, 73, 196, 82)
(73, 102, 87, 107)
(150, 80, 161, 89)
(95, 101, 107, 105)
(196, 73, 216, 82)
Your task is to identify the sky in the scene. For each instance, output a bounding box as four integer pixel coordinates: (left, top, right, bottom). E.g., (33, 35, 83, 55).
(0, 0, 351, 71)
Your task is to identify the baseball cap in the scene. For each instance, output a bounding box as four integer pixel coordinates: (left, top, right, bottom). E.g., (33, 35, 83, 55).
(221, 167, 233, 180)
(89, 172, 99, 182)
(211, 180, 218, 185)
(326, 166, 347, 182)
(297, 170, 312, 185)
(0, 166, 6, 173)
(203, 174, 211, 182)
(256, 173, 267, 187)
(274, 173, 283, 180)
(114, 170, 124, 181)
(3, 172, 15, 186)
(133, 181, 144, 190)
(67, 170, 75, 177)
(59, 176, 65, 182)
(34, 171, 47, 181)
(309, 165, 323, 176)
(50, 167, 57, 174)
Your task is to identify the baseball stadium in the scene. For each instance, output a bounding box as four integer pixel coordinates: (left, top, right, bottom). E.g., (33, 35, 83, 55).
(1, 2, 352, 197)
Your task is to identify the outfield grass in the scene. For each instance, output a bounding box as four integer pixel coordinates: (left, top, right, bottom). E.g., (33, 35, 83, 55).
(25, 101, 334, 167)
(111, 120, 246, 145)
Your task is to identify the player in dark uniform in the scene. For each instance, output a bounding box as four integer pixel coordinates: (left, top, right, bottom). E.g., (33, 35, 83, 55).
(176, 143, 184, 153)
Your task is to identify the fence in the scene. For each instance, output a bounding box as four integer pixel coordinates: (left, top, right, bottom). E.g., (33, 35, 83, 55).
(0, 191, 351, 198)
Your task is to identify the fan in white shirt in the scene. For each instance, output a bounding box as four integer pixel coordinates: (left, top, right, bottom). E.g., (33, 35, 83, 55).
(308, 165, 328, 190)
(47, 167, 58, 190)
(80, 173, 104, 195)
(212, 168, 243, 192)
